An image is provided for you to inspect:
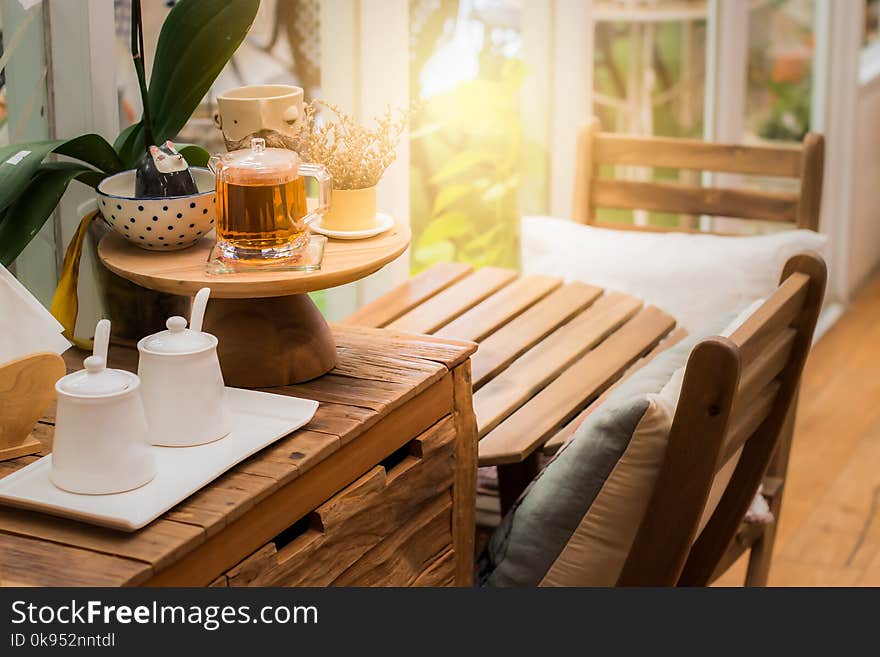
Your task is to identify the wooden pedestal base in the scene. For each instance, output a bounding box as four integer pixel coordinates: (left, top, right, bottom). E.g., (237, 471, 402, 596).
(202, 294, 337, 388)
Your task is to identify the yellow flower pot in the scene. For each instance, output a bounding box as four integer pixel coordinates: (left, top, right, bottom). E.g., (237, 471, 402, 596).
(321, 186, 377, 232)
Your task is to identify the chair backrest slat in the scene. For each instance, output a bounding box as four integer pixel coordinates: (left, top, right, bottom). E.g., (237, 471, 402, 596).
(595, 133, 804, 178)
(593, 179, 800, 224)
(734, 327, 796, 407)
(574, 117, 825, 231)
(616, 252, 826, 586)
(731, 273, 809, 364)
(721, 381, 780, 467)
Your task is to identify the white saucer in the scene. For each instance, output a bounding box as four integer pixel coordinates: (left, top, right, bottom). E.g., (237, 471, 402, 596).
(310, 212, 394, 240)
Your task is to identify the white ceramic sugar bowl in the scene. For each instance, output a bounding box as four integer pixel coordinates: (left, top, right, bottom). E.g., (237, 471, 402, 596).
(51, 319, 157, 495)
(137, 287, 231, 447)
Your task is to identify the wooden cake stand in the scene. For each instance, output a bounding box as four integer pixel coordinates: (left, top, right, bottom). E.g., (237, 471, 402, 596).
(98, 219, 411, 387)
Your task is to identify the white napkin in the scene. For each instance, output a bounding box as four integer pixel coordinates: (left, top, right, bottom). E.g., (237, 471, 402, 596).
(0, 264, 70, 365)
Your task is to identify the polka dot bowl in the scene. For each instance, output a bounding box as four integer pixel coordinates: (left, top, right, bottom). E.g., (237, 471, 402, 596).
(96, 168, 216, 251)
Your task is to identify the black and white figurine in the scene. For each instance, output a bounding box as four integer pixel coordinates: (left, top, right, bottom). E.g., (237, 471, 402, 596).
(135, 141, 197, 198)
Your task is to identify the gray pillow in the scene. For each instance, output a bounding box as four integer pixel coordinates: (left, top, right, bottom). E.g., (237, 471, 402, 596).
(478, 314, 730, 587)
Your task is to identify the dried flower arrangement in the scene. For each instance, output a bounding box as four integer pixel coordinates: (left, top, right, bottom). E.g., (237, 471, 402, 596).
(293, 101, 408, 190)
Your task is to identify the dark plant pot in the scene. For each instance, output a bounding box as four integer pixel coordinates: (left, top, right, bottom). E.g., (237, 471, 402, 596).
(87, 213, 191, 341)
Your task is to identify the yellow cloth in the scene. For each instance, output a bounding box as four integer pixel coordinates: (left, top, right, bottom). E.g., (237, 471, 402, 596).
(50, 211, 95, 350)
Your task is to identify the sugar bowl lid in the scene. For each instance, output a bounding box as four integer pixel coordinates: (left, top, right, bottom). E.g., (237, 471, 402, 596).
(139, 316, 215, 354)
(137, 287, 216, 355)
(214, 137, 300, 185)
(56, 319, 137, 397)
(57, 355, 135, 396)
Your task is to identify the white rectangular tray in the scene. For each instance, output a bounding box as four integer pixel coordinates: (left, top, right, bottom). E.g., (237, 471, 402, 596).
(0, 387, 318, 531)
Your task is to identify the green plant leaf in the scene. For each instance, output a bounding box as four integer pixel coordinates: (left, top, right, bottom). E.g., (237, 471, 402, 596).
(461, 223, 506, 253)
(0, 163, 95, 266)
(0, 136, 121, 216)
(0, 140, 64, 214)
(40, 161, 106, 189)
(75, 170, 108, 189)
(414, 239, 455, 267)
(176, 143, 211, 168)
(114, 122, 143, 166)
(119, 0, 259, 163)
(432, 184, 471, 215)
(417, 212, 471, 246)
(409, 121, 445, 140)
(429, 150, 497, 185)
(54, 134, 124, 174)
(482, 177, 519, 202)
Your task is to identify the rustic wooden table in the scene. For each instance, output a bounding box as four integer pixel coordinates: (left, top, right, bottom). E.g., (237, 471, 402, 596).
(344, 263, 684, 516)
(0, 326, 477, 587)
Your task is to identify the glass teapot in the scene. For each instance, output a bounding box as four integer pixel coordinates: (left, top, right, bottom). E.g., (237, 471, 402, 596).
(208, 138, 332, 262)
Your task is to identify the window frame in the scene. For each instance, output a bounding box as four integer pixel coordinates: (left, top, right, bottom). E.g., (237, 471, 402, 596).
(3, 0, 53, 305)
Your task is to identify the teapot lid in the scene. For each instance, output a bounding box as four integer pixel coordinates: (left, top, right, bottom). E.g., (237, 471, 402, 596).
(57, 355, 137, 397)
(139, 316, 216, 355)
(218, 137, 300, 184)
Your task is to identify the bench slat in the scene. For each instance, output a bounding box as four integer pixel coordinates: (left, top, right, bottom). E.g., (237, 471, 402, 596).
(474, 292, 643, 437)
(542, 326, 688, 455)
(386, 267, 517, 335)
(434, 274, 562, 342)
(342, 262, 473, 328)
(478, 307, 676, 466)
(471, 282, 603, 388)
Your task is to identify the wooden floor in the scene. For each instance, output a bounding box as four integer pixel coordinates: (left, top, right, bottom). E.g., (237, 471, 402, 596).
(715, 270, 880, 586)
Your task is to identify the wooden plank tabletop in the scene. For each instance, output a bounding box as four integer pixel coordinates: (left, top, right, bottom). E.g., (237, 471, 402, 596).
(346, 264, 680, 468)
(0, 326, 475, 587)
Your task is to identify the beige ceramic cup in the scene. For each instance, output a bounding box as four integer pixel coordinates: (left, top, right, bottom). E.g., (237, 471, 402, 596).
(213, 84, 304, 151)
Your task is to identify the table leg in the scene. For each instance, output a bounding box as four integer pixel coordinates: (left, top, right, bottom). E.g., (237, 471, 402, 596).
(497, 453, 540, 517)
(202, 293, 337, 388)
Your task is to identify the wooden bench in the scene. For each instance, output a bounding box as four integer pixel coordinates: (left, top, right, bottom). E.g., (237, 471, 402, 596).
(346, 258, 824, 586)
(343, 263, 682, 515)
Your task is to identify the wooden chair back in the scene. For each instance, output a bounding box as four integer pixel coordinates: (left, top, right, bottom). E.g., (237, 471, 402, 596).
(573, 117, 825, 232)
(616, 252, 826, 586)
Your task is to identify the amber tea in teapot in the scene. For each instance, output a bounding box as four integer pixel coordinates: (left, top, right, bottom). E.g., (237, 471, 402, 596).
(217, 175, 309, 252)
(209, 138, 331, 262)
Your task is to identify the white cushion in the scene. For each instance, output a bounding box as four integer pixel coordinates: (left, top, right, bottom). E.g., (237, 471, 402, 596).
(521, 216, 828, 332)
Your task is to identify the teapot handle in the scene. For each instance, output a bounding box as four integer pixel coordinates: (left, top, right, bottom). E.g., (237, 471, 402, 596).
(190, 287, 211, 333)
(297, 162, 332, 226)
